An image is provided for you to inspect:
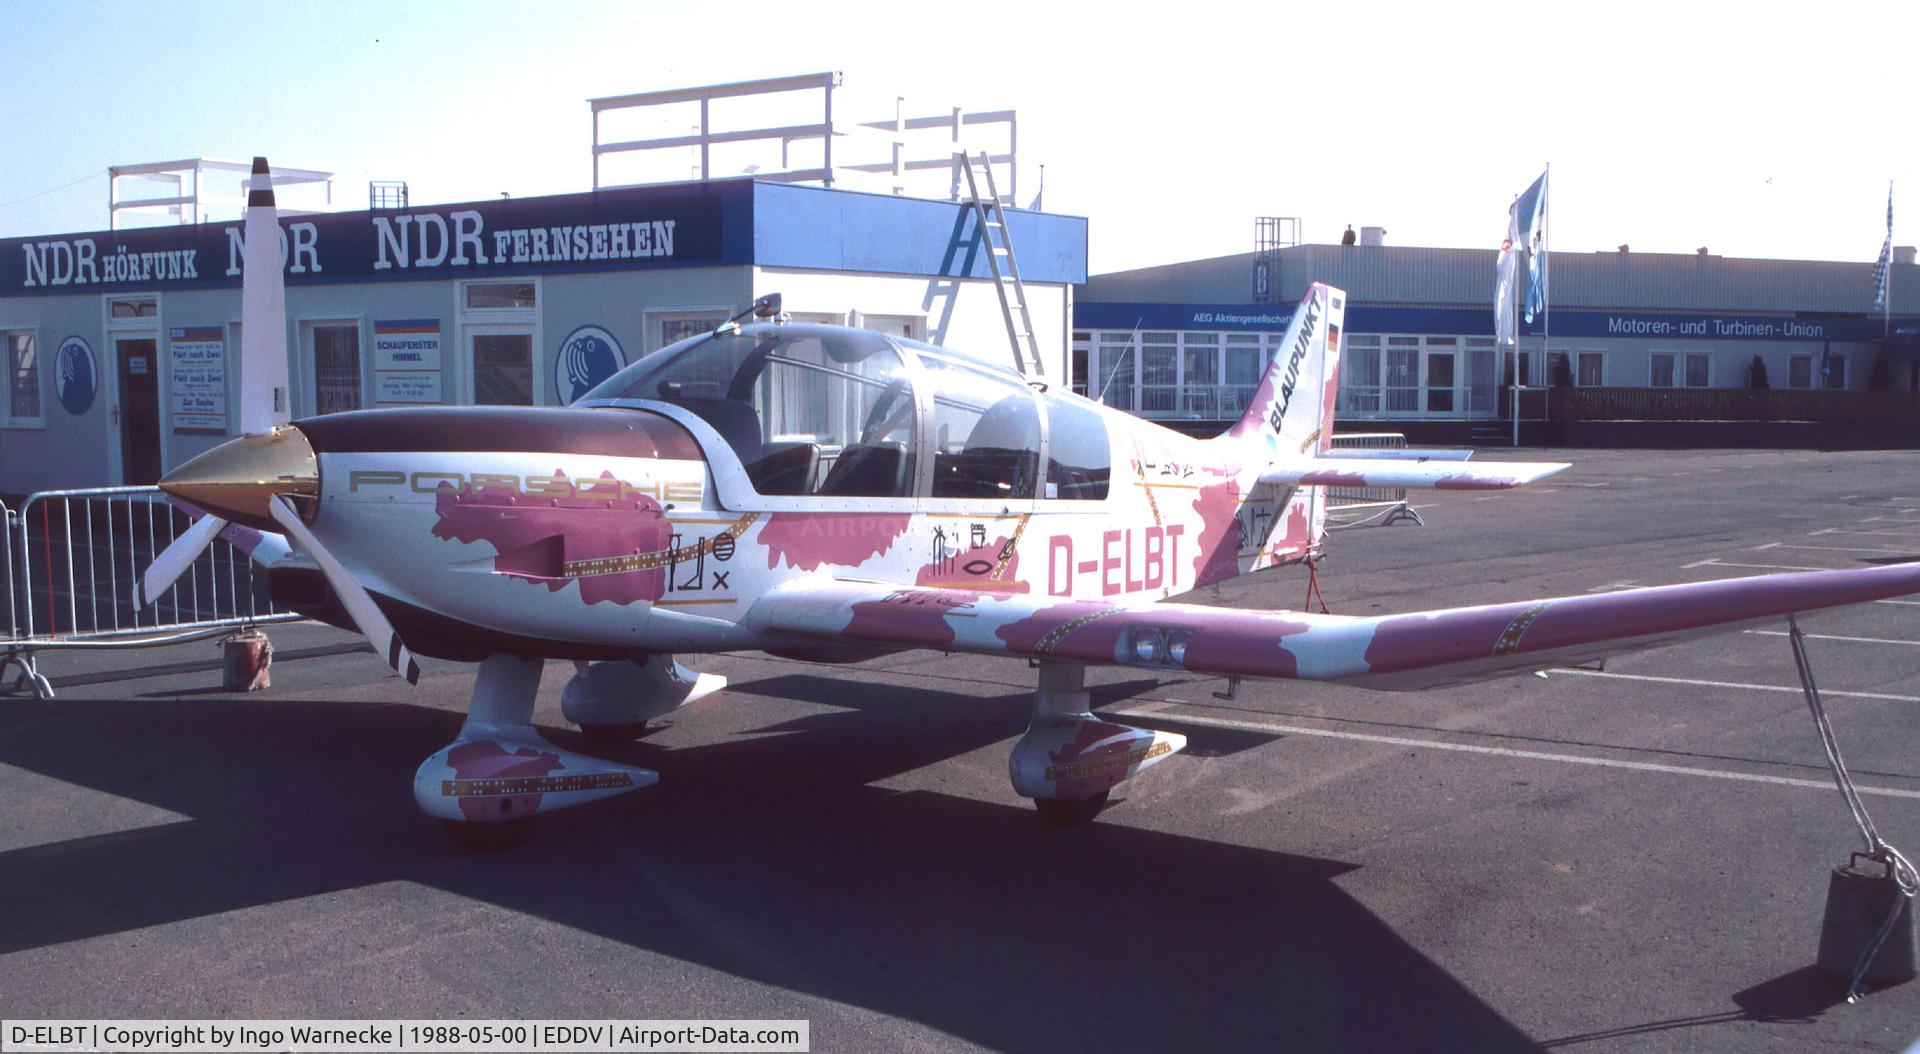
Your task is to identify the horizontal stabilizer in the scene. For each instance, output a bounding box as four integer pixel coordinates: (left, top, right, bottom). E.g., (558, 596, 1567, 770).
(1260, 457, 1568, 491)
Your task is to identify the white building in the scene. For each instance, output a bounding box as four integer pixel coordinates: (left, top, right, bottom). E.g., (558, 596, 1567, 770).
(0, 178, 1084, 495)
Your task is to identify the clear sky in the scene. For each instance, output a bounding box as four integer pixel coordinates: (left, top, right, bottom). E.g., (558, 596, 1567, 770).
(2, 0, 1914, 276)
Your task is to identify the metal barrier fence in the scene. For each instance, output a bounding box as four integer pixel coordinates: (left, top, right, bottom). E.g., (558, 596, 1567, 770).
(2, 498, 14, 642)
(3, 485, 300, 700)
(1325, 433, 1422, 528)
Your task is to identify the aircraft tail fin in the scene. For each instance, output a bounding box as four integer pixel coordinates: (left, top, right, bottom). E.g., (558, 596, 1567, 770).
(1219, 283, 1345, 457)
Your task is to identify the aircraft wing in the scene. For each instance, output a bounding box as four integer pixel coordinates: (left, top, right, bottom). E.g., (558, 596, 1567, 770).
(748, 563, 1920, 691)
(1259, 457, 1569, 491)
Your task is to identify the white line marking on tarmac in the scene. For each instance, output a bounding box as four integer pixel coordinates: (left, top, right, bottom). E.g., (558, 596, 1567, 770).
(1682, 557, 1829, 571)
(1879, 599, 1920, 607)
(1108, 703, 1920, 800)
(1819, 529, 1920, 538)
(1548, 667, 1920, 702)
(1768, 543, 1919, 554)
(1744, 629, 1920, 647)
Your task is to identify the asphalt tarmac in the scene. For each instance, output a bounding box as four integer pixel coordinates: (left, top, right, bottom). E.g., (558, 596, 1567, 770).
(4, 447, 1920, 1053)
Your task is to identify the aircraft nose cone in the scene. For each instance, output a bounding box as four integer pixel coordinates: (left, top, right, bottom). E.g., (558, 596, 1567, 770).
(159, 425, 318, 529)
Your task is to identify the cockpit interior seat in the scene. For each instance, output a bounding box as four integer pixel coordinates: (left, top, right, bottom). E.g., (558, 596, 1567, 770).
(932, 393, 1040, 499)
(818, 442, 908, 497)
(751, 441, 819, 495)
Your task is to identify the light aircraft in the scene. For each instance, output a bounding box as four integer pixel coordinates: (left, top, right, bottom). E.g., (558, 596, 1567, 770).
(142, 159, 1920, 849)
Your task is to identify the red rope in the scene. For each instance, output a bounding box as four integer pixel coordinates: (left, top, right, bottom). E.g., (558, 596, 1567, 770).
(1303, 556, 1331, 614)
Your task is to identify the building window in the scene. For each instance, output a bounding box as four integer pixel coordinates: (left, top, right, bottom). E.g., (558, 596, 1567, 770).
(1651, 351, 1711, 388)
(1342, 335, 1381, 413)
(1684, 352, 1711, 387)
(1092, 333, 1136, 411)
(1789, 354, 1813, 389)
(473, 334, 534, 404)
(1180, 333, 1219, 416)
(4, 329, 43, 427)
(650, 310, 729, 353)
(1385, 337, 1420, 413)
(465, 282, 535, 309)
(1225, 334, 1263, 412)
(857, 314, 923, 339)
(1550, 350, 1606, 386)
(110, 298, 158, 319)
(1139, 331, 1176, 415)
(306, 321, 362, 415)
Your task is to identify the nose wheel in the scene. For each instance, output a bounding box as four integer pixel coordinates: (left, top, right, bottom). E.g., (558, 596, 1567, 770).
(415, 654, 661, 852)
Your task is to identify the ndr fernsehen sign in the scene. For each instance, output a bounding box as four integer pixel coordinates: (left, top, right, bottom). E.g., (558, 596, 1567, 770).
(0, 183, 745, 297)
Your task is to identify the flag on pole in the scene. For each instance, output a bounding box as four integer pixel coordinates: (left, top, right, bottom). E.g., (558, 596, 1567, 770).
(1494, 170, 1548, 345)
(1515, 169, 1549, 324)
(1872, 183, 1893, 310)
(1494, 223, 1518, 347)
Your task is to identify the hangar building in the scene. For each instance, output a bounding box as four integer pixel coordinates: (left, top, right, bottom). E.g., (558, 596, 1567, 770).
(1076, 238, 1920, 443)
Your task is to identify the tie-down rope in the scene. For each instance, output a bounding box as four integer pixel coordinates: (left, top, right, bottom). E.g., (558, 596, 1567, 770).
(1789, 615, 1918, 1003)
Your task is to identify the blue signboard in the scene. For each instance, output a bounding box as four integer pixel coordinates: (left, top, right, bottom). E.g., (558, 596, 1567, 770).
(0, 182, 750, 296)
(0, 178, 1091, 296)
(1076, 300, 1917, 343)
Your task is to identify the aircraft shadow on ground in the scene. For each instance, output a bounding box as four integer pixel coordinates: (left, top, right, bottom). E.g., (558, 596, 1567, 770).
(0, 674, 1544, 1052)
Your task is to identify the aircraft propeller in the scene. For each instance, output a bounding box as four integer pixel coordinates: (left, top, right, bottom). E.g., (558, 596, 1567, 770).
(136, 158, 420, 684)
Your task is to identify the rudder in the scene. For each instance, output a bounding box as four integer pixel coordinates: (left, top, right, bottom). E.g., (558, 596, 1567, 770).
(1221, 283, 1345, 457)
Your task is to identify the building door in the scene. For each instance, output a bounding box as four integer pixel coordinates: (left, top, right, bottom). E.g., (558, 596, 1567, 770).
(1384, 341, 1419, 413)
(116, 337, 163, 484)
(1468, 348, 1497, 415)
(1424, 349, 1457, 413)
(308, 321, 363, 415)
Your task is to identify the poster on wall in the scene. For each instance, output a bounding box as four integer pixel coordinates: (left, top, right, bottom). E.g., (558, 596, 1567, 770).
(373, 318, 443, 406)
(167, 326, 227, 435)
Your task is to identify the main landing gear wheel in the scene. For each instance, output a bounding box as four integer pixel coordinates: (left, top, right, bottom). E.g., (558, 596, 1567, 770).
(579, 721, 649, 746)
(439, 816, 535, 853)
(1033, 791, 1110, 825)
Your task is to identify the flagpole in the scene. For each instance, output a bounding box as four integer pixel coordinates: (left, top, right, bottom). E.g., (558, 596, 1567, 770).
(1886, 180, 1894, 340)
(1510, 274, 1520, 448)
(1542, 162, 1551, 441)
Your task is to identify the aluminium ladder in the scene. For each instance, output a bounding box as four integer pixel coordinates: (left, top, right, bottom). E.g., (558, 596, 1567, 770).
(958, 152, 1045, 377)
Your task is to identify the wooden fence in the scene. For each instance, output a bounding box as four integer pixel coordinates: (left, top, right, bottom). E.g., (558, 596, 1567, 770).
(1545, 387, 1920, 423)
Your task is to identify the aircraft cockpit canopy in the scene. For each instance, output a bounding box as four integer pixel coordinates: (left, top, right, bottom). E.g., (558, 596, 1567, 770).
(580, 324, 1109, 501)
